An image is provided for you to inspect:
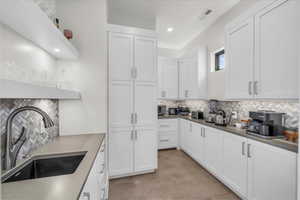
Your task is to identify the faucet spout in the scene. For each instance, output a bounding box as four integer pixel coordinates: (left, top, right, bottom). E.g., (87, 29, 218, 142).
(4, 106, 54, 170)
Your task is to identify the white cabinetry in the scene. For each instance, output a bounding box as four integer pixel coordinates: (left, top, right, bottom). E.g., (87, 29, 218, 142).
(247, 139, 297, 200)
(80, 141, 107, 200)
(180, 119, 297, 200)
(179, 47, 208, 100)
(226, 0, 298, 100)
(158, 57, 178, 99)
(222, 132, 248, 198)
(158, 119, 178, 149)
(254, 0, 298, 99)
(108, 25, 157, 178)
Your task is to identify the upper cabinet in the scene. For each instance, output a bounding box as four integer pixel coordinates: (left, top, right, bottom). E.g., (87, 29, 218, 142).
(0, 0, 79, 60)
(226, 0, 298, 100)
(179, 47, 208, 100)
(158, 57, 179, 99)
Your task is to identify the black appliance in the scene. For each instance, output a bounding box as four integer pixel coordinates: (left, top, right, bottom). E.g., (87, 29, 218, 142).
(158, 105, 167, 116)
(191, 111, 204, 120)
(247, 111, 285, 138)
(168, 108, 178, 115)
(177, 107, 190, 116)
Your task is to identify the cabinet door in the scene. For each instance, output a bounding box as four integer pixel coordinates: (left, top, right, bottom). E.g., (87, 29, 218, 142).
(158, 57, 165, 98)
(197, 47, 208, 99)
(202, 127, 222, 175)
(135, 36, 157, 83)
(190, 122, 204, 163)
(134, 128, 157, 172)
(179, 59, 198, 99)
(226, 18, 254, 99)
(109, 82, 133, 128)
(222, 132, 248, 198)
(109, 130, 134, 176)
(179, 119, 188, 151)
(135, 82, 157, 128)
(254, 0, 298, 99)
(163, 59, 179, 99)
(247, 139, 297, 200)
(109, 33, 133, 82)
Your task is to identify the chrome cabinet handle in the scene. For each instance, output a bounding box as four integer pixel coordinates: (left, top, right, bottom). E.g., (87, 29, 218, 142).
(134, 113, 138, 124)
(185, 90, 189, 98)
(131, 130, 134, 140)
(83, 192, 90, 200)
(161, 91, 165, 98)
(160, 139, 169, 142)
(247, 144, 251, 158)
(254, 81, 258, 95)
(159, 124, 170, 128)
(242, 142, 245, 156)
(248, 81, 252, 95)
(200, 128, 203, 137)
(131, 67, 137, 79)
(131, 113, 134, 124)
(135, 130, 138, 140)
(203, 128, 205, 138)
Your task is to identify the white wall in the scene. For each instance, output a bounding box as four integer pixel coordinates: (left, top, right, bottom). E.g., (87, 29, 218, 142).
(107, 0, 156, 30)
(158, 48, 181, 58)
(0, 23, 58, 85)
(179, 0, 260, 100)
(56, 0, 107, 135)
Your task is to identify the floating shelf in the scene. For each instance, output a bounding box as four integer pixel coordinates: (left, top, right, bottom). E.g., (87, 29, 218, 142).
(0, 0, 79, 60)
(0, 79, 81, 99)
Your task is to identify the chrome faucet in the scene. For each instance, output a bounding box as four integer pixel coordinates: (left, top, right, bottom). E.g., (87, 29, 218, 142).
(4, 106, 54, 170)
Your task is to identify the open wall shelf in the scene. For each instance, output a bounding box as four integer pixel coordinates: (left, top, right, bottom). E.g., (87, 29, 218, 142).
(0, 0, 79, 59)
(0, 79, 81, 99)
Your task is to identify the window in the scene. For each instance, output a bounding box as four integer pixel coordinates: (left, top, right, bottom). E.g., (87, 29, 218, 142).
(215, 49, 225, 71)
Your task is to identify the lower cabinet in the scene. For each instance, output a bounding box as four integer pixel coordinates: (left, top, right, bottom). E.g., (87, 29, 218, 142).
(80, 140, 108, 200)
(180, 119, 297, 200)
(247, 139, 297, 200)
(158, 119, 178, 149)
(109, 128, 157, 177)
(222, 132, 248, 198)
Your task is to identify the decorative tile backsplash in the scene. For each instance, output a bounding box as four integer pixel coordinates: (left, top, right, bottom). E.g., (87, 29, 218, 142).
(0, 99, 59, 169)
(159, 100, 299, 129)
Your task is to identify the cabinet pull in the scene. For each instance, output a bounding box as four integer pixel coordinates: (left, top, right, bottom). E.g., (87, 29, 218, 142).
(247, 144, 251, 158)
(131, 113, 134, 124)
(135, 130, 138, 140)
(100, 163, 105, 173)
(189, 123, 192, 132)
(83, 192, 90, 200)
(131, 67, 137, 79)
(248, 81, 252, 95)
(242, 142, 245, 156)
(160, 139, 169, 142)
(159, 124, 170, 128)
(254, 81, 258, 95)
(203, 128, 205, 138)
(131, 130, 134, 140)
(161, 91, 165, 98)
(134, 113, 138, 124)
(185, 90, 189, 98)
(200, 128, 203, 137)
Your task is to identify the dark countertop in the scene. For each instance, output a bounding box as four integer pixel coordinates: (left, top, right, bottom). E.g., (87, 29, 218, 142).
(2, 134, 106, 200)
(159, 115, 298, 153)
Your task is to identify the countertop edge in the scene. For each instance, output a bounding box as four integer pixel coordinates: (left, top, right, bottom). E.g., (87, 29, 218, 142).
(159, 115, 298, 153)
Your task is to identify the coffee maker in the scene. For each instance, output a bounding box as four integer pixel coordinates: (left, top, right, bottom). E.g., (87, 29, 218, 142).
(247, 111, 285, 138)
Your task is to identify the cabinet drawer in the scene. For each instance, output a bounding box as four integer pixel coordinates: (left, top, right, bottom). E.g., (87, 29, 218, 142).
(158, 119, 178, 131)
(158, 133, 177, 149)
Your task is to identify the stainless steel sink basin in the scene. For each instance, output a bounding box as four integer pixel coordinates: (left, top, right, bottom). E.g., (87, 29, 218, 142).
(2, 152, 86, 183)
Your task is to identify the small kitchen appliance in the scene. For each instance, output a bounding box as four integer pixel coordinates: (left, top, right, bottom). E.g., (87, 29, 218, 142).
(215, 110, 227, 126)
(177, 107, 190, 116)
(247, 111, 285, 139)
(191, 111, 204, 120)
(168, 108, 178, 115)
(158, 105, 167, 116)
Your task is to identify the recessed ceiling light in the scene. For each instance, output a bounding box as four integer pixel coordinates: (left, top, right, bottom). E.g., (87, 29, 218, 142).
(167, 27, 174, 32)
(54, 48, 60, 52)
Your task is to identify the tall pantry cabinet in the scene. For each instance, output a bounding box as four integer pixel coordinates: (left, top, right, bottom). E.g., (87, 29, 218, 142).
(108, 25, 158, 178)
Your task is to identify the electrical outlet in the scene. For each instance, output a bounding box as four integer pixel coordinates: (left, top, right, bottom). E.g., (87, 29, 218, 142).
(232, 111, 238, 119)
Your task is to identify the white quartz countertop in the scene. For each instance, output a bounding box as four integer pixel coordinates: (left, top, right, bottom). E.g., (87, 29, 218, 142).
(1, 133, 105, 200)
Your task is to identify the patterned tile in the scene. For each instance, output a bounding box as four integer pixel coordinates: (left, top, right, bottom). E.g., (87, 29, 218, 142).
(159, 100, 299, 129)
(0, 99, 59, 169)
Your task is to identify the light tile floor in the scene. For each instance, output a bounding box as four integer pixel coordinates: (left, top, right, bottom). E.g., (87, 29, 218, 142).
(109, 149, 240, 200)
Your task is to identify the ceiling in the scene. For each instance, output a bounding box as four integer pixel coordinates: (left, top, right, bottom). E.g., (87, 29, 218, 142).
(108, 0, 240, 50)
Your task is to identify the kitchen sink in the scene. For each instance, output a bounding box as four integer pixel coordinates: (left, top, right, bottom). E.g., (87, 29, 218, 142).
(2, 152, 86, 183)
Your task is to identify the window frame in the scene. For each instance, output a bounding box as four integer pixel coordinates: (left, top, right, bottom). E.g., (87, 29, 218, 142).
(214, 49, 225, 72)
